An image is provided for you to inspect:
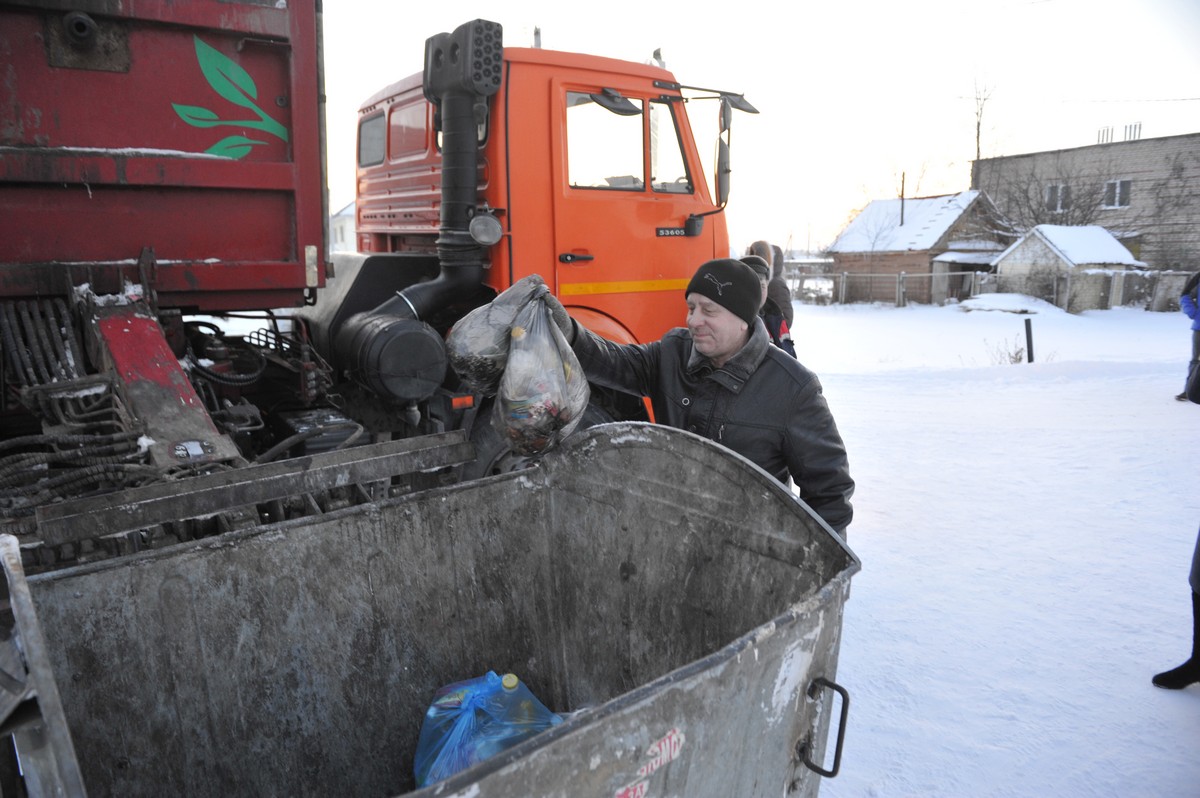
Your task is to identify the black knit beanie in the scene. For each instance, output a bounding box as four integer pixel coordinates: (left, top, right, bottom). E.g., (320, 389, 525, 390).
(686, 259, 760, 326)
(740, 255, 772, 281)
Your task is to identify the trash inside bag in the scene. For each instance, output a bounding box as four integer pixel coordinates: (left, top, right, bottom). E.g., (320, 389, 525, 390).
(492, 296, 590, 455)
(446, 278, 546, 396)
(413, 671, 563, 787)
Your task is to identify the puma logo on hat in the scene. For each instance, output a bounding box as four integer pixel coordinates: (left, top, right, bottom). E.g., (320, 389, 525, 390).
(704, 273, 733, 295)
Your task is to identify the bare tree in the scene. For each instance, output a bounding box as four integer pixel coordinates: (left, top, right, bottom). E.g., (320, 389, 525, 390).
(1145, 151, 1200, 268)
(974, 81, 992, 163)
(980, 154, 1110, 231)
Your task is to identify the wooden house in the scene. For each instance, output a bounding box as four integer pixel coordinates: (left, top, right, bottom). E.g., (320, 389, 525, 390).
(827, 190, 1012, 304)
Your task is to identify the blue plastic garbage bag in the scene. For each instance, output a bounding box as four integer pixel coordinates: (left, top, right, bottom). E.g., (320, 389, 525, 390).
(414, 671, 563, 787)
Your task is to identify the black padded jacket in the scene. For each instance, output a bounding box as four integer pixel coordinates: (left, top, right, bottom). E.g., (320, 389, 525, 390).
(570, 318, 854, 534)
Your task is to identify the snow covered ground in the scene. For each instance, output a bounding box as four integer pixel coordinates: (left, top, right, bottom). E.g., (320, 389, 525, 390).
(793, 296, 1200, 798)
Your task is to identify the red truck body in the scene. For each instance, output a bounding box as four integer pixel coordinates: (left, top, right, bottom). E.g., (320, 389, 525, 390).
(0, 0, 324, 312)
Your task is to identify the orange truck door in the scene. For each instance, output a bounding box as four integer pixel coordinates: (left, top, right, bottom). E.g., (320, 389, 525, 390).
(546, 73, 725, 344)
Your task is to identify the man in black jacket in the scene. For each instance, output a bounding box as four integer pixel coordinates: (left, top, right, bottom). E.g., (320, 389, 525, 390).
(742, 254, 797, 358)
(533, 259, 854, 536)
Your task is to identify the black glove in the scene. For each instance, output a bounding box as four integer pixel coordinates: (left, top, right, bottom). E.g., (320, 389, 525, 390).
(540, 288, 575, 343)
(495, 274, 548, 310)
(494, 274, 575, 342)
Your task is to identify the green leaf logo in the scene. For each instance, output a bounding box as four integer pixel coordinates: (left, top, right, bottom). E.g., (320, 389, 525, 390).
(172, 104, 221, 128)
(173, 36, 289, 159)
(206, 135, 268, 159)
(194, 37, 260, 108)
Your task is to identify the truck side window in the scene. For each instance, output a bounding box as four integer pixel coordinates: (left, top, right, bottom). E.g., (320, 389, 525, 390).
(566, 91, 644, 191)
(389, 102, 429, 158)
(649, 100, 691, 194)
(358, 113, 385, 167)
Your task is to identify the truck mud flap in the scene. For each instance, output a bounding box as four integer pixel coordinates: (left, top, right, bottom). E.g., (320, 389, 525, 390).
(8, 422, 859, 797)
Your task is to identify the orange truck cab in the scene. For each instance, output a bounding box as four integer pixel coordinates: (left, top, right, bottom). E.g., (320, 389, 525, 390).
(354, 38, 751, 346)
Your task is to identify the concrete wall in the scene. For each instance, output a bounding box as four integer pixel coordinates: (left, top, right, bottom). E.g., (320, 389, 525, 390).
(328, 212, 356, 253)
(994, 235, 1061, 277)
(992, 268, 1197, 313)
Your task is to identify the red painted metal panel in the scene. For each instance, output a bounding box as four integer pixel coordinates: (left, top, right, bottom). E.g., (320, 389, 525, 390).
(3, 187, 292, 263)
(94, 306, 239, 466)
(0, 0, 325, 311)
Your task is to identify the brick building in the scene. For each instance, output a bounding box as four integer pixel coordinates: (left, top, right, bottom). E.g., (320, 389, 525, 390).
(971, 132, 1200, 270)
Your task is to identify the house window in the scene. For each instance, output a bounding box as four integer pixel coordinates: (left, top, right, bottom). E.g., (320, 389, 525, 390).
(1104, 179, 1131, 208)
(1045, 183, 1071, 213)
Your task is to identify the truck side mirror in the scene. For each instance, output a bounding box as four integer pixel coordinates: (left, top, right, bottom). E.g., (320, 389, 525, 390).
(713, 94, 755, 208)
(716, 138, 730, 207)
(589, 88, 641, 117)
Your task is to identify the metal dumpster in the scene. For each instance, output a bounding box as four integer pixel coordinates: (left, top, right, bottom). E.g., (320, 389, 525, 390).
(1, 422, 859, 797)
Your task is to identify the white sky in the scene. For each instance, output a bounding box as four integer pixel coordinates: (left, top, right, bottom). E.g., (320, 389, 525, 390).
(791, 296, 1200, 795)
(321, 0, 1200, 254)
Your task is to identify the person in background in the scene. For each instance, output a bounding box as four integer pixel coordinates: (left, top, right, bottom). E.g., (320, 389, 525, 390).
(1176, 271, 1199, 401)
(1152, 527, 1200, 689)
(748, 240, 793, 330)
(1156, 365, 1200, 688)
(772, 241, 791, 313)
(741, 255, 796, 358)
(525, 261, 854, 536)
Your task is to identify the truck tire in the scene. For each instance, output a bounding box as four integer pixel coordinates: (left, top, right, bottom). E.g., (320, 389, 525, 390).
(461, 401, 613, 481)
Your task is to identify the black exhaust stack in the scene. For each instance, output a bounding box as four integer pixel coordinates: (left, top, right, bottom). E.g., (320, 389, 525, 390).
(335, 20, 503, 402)
(421, 19, 503, 287)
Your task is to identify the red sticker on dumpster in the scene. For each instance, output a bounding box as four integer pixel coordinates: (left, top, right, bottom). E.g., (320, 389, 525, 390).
(614, 781, 648, 798)
(614, 728, 685, 798)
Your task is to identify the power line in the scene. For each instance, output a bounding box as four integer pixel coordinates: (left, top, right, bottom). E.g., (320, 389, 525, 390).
(1080, 96, 1200, 103)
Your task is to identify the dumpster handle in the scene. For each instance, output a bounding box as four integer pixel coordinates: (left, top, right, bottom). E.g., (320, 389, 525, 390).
(797, 676, 850, 779)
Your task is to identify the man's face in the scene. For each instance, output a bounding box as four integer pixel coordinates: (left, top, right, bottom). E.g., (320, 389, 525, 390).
(757, 276, 769, 309)
(686, 293, 749, 366)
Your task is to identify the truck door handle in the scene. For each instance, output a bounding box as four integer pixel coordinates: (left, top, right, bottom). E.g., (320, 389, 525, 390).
(558, 253, 594, 263)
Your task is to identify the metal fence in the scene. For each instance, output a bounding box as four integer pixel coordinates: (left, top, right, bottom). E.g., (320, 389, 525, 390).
(785, 269, 985, 307)
(784, 267, 1193, 312)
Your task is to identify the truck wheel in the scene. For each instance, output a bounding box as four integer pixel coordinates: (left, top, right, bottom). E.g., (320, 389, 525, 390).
(461, 401, 613, 480)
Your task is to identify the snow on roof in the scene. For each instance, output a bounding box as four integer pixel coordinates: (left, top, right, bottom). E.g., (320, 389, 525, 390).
(945, 239, 1005, 252)
(333, 201, 355, 218)
(932, 251, 997, 266)
(1003, 224, 1145, 267)
(829, 191, 980, 253)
